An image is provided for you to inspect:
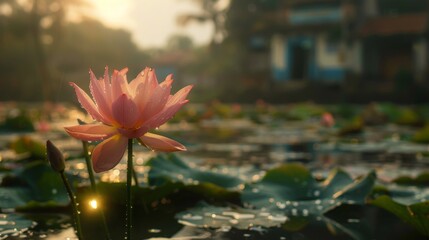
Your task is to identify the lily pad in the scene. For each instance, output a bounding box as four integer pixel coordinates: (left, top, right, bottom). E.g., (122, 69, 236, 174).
(337, 118, 363, 136)
(176, 203, 370, 240)
(147, 154, 244, 189)
(13, 161, 72, 204)
(0, 213, 36, 238)
(0, 161, 80, 209)
(9, 136, 45, 160)
(241, 164, 376, 216)
(0, 187, 32, 209)
(372, 196, 429, 236)
(176, 202, 287, 230)
(413, 125, 429, 143)
(1, 111, 35, 132)
(285, 103, 326, 121)
(371, 184, 429, 205)
(393, 172, 429, 186)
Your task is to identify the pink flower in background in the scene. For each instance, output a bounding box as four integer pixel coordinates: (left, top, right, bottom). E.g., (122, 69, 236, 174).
(65, 67, 192, 172)
(320, 112, 335, 128)
(36, 120, 51, 132)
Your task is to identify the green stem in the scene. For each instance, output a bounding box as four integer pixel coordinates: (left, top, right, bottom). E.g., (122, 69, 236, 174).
(82, 141, 111, 240)
(127, 138, 133, 240)
(60, 171, 84, 240)
(132, 165, 139, 187)
(82, 141, 96, 191)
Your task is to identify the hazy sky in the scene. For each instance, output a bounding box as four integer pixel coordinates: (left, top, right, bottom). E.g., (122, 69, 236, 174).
(85, 0, 213, 49)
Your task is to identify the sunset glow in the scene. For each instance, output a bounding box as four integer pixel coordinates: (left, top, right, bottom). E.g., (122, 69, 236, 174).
(85, 0, 214, 48)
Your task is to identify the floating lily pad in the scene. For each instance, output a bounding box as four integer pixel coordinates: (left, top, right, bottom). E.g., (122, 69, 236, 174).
(337, 118, 363, 136)
(371, 184, 429, 205)
(0, 161, 80, 209)
(393, 172, 429, 186)
(1, 111, 35, 132)
(9, 136, 45, 160)
(176, 203, 369, 240)
(372, 196, 429, 236)
(13, 161, 72, 204)
(0, 213, 36, 238)
(147, 154, 244, 189)
(284, 103, 326, 121)
(242, 164, 376, 216)
(413, 125, 429, 143)
(395, 108, 422, 126)
(0, 187, 32, 209)
(176, 202, 287, 230)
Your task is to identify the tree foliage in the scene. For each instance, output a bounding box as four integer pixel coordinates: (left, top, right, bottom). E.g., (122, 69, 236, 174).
(0, 0, 148, 102)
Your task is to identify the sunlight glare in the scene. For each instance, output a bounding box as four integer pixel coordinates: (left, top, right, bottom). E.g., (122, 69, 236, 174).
(89, 199, 98, 209)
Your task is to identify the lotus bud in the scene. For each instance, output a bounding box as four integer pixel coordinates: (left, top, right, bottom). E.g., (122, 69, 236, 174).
(46, 140, 65, 172)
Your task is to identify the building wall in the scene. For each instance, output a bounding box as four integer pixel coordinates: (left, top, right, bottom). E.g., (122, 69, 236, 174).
(270, 2, 348, 82)
(271, 34, 288, 81)
(269, 0, 428, 84)
(271, 35, 316, 81)
(289, 6, 343, 25)
(414, 38, 428, 82)
(362, 0, 378, 17)
(314, 35, 346, 81)
(345, 41, 363, 74)
(315, 35, 344, 68)
(271, 34, 346, 82)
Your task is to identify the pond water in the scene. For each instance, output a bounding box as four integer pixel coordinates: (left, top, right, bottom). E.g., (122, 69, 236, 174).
(1, 103, 429, 239)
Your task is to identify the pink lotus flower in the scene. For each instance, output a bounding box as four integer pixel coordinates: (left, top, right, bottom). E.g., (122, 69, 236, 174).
(321, 112, 335, 128)
(65, 67, 192, 173)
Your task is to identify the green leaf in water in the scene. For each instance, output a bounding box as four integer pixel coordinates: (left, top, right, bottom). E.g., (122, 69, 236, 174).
(14, 161, 72, 204)
(9, 136, 45, 160)
(371, 195, 429, 236)
(393, 172, 429, 187)
(1, 111, 35, 132)
(370, 184, 429, 206)
(176, 202, 287, 230)
(0, 213, 36, 238)
(413, 124, 429, 143)
(0, 161, 82, 209)
(147, 154, 244, 189)
(242, 164, 376, 216)
(0, 187, 32, 209)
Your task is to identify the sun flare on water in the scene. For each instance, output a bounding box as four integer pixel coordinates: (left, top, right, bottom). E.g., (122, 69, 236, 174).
(89, 199, 98, 209)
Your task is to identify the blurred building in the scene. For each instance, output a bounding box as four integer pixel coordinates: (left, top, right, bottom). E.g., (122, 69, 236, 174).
(268, 0, 429, 84)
